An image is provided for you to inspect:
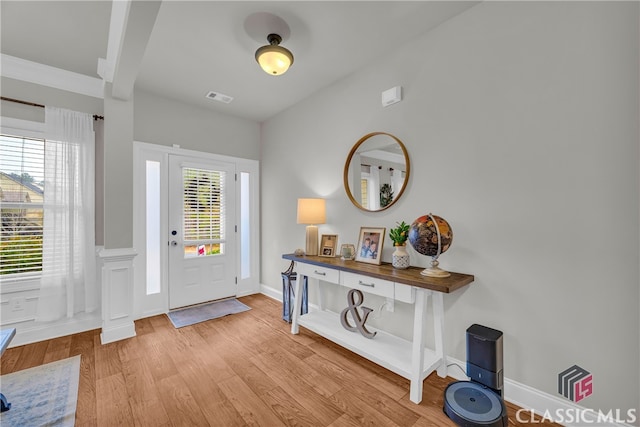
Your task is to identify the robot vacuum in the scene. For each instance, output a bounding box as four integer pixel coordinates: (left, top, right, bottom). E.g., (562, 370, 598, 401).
(444, 381, 507, 427)
(443, 324, 508, 427)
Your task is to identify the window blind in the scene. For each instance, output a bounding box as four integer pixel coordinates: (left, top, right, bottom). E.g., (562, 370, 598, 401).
(0, 134, 45, 276)
(183, 167, 225, 244)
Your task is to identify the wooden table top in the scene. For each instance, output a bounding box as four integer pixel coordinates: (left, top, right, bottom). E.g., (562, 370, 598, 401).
(282, 254, 474, 294)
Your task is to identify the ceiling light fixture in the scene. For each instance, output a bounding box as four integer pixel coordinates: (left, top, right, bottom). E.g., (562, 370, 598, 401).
(255, 33, 293, 76)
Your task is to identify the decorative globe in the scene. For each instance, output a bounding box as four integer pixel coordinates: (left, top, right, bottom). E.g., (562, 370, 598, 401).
(408, 214, 453, 278)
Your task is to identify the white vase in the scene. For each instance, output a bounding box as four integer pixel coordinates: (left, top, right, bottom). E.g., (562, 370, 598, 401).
(392, 244, 410, 269)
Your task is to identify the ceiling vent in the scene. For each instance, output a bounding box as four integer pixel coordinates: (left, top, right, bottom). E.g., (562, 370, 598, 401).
(205, 91, 233, 104)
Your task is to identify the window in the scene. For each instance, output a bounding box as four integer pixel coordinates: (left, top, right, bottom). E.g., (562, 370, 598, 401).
(240, 171, 250, 279)
(182, 167, 225, 258)
(2, 110, 95, 321)
(0, 134, 45, 277)
(145, 160, 161, 295)
(360, 176, 369, 209)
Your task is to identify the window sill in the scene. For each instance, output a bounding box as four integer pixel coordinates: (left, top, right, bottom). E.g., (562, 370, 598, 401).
(0, 275, 41, 293)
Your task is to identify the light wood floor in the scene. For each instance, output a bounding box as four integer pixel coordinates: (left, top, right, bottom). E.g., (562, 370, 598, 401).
(1, 294, 557, 426)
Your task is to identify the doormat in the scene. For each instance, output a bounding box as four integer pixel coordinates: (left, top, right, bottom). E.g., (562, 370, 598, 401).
(0, 355, 81, 427)
(167, 298, 251, 328)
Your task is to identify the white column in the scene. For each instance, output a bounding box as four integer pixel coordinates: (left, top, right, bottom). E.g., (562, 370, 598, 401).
(98, 248, 137, 344)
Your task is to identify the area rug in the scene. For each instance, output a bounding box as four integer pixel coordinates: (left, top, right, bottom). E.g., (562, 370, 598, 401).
(0, 355, 81, 427)
(167, 298, 251, 328)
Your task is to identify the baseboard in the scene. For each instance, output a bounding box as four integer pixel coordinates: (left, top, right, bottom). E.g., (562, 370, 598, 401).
(260, 283, 282, 302)
(259, 284, 323, 313)
(134, 307, 167, 321)
(8, 313, 102, 347)
(100, 321, 136, 345)
(236, 289, 260, 298)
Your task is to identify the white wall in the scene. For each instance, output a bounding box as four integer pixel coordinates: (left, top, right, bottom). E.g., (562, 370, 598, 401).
(100, 88, 261, 249)
(134, 89, 260, 160)
(261, 1, 639, 417)
(104, 83, 135, 249)
(0, 77, 104, 121)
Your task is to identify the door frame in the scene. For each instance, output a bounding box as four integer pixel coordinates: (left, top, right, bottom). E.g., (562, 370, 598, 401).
(132, 141, 260, 319)
(167, 155, 237, 309)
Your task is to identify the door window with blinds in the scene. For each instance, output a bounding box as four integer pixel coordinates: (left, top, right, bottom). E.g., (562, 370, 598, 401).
(0, 134, 45, 276)
(182, 167, 226, 258)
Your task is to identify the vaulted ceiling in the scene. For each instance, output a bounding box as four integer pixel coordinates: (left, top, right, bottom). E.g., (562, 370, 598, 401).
(1, 1, 478, 122)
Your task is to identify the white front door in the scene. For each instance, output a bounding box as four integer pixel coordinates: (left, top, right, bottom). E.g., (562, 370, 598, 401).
(168, 155, 236, 309)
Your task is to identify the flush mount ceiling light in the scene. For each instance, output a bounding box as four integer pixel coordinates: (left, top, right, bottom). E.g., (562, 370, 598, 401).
(255, 33, 294, 76)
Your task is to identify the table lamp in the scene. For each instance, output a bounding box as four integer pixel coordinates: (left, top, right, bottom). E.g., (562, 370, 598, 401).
(297, 198, 326, 256)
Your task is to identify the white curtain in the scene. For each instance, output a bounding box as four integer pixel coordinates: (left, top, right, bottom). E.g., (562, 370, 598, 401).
(391, 168, 405, 196)
(369, 166, 380, 210)
(36, 107, 96, 322)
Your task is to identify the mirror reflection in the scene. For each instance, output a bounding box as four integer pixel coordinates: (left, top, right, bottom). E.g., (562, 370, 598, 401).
(344, 132, 410, 212)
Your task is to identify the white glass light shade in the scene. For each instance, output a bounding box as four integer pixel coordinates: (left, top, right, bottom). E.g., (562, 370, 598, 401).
(255, 33, 294, 76)
(297, 198, 326, 225)
(256, 47, 293, 75)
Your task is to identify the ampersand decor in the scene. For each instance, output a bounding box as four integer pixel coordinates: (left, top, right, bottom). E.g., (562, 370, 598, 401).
(340, 289, 377, 339)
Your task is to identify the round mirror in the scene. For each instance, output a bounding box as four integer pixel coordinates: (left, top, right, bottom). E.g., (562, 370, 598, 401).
(343, 132, 410, 212)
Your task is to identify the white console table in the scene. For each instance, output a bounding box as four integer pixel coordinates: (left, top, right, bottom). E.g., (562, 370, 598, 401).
(283, 254, 474, 404)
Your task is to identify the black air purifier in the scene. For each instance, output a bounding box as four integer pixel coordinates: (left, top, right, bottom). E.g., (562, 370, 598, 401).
(443, 324, 508, 427)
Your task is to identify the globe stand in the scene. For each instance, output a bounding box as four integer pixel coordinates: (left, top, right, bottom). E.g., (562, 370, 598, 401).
(420, 258, 450, 278)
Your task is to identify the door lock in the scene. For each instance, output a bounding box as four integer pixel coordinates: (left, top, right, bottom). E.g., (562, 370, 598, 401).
(171, 241, 178, 246)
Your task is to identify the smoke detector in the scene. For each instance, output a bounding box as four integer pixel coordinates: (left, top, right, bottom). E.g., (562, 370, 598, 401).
(205, 91, 233, 104)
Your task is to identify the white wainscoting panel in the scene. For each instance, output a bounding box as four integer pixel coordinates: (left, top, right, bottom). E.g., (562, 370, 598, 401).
(99, 247, 137, 344)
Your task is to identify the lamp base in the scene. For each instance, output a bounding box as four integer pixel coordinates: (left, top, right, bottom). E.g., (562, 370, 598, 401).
(420, 259, 450, 278)
(305, 225, 319, 256)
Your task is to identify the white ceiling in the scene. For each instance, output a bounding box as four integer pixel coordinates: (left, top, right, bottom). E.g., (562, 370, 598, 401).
(1, 1, 478, 122)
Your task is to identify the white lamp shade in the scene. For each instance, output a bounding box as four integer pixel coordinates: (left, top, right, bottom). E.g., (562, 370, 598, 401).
(297, 198, 326, 225)
(256, 48, 293, 75)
